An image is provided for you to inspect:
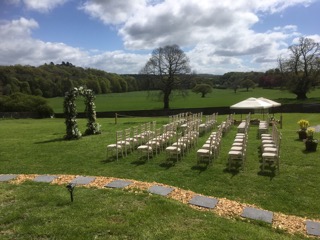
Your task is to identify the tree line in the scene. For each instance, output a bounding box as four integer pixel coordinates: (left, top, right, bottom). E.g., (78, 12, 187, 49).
(0, 37, 319, 111)
(0, 60, 260, 98)
(0, 62, 142, 98)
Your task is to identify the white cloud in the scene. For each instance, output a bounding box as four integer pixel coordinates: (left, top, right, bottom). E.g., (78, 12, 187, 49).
(247, 0, 314, 13)
(0, 17, 38, 37)
(118, 1, 260, 50)
(80, 0, 146, 25)
(1, 0, 319, 74)
(83, 51, 149, 73)
(273, 25, 298, 32)
(116, 0, 315, 52)
(292, 34, 320, 44)
(0, 18, 148, 73)
(187, 44, 245, 74)
(21, 0, 68, 12)
(113, 0, 315, 73)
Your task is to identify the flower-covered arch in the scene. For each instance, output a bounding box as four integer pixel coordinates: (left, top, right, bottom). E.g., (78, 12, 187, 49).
(63, 86, 101, 140)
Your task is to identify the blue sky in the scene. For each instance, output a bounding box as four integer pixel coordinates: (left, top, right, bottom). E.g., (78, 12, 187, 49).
(0, 0, 319, 74)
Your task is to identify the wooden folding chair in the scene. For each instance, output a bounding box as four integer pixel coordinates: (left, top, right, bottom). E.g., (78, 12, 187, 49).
(106, 130, 124, 161)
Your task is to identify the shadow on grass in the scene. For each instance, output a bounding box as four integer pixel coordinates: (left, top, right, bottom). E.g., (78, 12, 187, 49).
(35, 133, 99, 144)
(257, 166, 276, 180)
(101, 157, 118, 163)
(223, 167, 241, 177)
(191, 164, 208, 174)
(159, 160, 176, 169)
(34, 138, 64, 144)
(239, 89, 253, 92)
(294, 139, 304, 142)
(131, 158, 148, 166)
(223, 161, 244, 177)
(56, 201, 74, 207)
(302, 149, 317, 154)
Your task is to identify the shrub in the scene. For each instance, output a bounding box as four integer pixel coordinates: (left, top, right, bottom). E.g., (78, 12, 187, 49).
(0, 93, 54, 118)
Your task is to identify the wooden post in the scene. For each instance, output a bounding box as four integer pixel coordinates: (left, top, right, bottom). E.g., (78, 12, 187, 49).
(115, 113, 117, 125)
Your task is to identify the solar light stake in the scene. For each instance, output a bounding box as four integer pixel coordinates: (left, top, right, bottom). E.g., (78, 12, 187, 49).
(66, 183, 76, 202)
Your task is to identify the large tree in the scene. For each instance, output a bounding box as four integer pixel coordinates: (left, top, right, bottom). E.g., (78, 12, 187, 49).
(241, 78, 255, 91)
(192, 83, 212, 98)
(140, 45, 191, 109)
(279, 37, 320, 99)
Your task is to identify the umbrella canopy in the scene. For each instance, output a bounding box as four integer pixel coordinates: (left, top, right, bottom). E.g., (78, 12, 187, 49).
(257, 97, 281, 107)
(230, 97, 273, 109)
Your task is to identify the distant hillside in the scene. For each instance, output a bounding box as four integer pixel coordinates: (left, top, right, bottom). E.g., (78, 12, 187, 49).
(0, 62, 267, 98)
(0, 62, 139, 97)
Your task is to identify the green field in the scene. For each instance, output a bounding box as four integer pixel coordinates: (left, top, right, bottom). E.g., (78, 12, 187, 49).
(1, 112, 319, 239)
(1, 182, 303, 240)
(47, 88, 320, 113)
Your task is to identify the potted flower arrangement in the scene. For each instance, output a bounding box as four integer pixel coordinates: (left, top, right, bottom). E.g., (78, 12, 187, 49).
(304, 127, 318, 151)
(297, 119, 309, 140)
(269, 116, 280, 126)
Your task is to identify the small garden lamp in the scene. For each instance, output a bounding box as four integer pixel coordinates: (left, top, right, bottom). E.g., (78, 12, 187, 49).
(66, 183, 76, 202)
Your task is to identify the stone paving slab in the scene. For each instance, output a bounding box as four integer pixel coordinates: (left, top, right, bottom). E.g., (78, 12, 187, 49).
(0, 174, 17, 182)
(148, 185, 174, 196)
(306, 220, 320, 236)
(33, 175, 58, 183)
(241, 207, 273, 224)
(70, 176, 95, 185)
(189, 195, 218, 209)
(105, 179, 132, 189)
(311, 125, 320, 133)
(0, 173, 318, 237)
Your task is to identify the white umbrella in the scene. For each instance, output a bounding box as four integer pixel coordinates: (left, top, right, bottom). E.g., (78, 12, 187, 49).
(258, 97, 281, 120)
(257, 97, 281, 107)
(230, 97, 273, 109)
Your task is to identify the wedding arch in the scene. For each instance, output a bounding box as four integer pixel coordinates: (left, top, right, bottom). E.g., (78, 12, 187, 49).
(63, 86, 101, 140)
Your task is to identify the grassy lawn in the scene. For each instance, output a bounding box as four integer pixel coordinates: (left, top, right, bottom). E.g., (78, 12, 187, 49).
(1, 112, 320, 238)
(0, 182, 305, 240)
(47, 88, 320, 113)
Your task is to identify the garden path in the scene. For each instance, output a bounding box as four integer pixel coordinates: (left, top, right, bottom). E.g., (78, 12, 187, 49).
(1, 173, 319, 238)
(311, 125, 320, 132)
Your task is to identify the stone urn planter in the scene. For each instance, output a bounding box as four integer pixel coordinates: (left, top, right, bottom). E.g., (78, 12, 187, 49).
(297, 120, 309, 140)
(305, 140, 318, 152)
(298, 129, 307, 140)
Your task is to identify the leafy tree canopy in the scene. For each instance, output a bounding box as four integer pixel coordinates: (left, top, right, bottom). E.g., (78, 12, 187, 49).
(140, 44, 191, 109)
(0, 92, 54, 117)
(192, 83, 212, 98)
(0, 62, 139, 97)
(278, 37, 320, 99)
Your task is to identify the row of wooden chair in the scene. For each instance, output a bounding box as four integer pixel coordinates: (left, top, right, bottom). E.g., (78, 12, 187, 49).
(165, 119, 200, 162)
(199, 113, 218, 136)
(168, 112, 188, 126)
(169, 112, 202, 129)
(260, 123, 281, 173)
(136, 122, 179, 161)
(106, 121, 157, 160)
(107, 112, 204, 161)
(228, 114, 250, 170)
(197, 124, 223, 164)
(221, 114, 234, 135)
(106, 130, 130, 161)
(237, 113, 251, 133)
(180, 113, 202, 132)
(138, 116, 202, 161)
(258, 114, 270, 138)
